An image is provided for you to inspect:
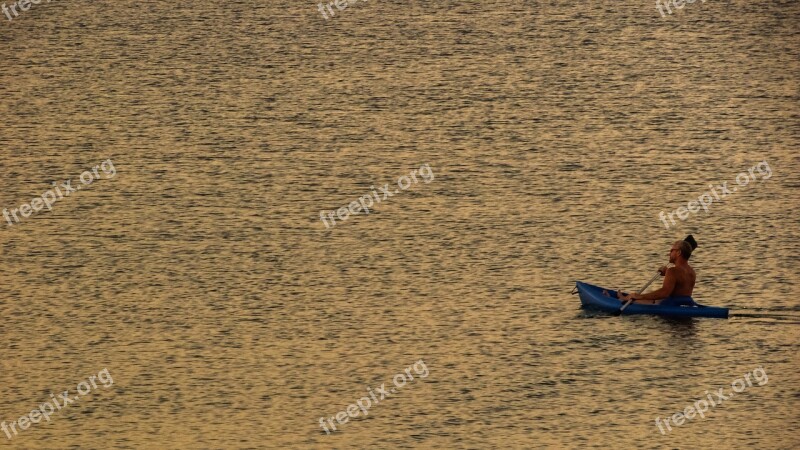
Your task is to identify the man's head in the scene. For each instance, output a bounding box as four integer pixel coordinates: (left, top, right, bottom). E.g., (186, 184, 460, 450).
(669, 240, 693, 263)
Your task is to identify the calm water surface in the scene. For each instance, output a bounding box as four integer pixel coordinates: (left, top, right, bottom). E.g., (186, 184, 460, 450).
(1, 0, 798, 448)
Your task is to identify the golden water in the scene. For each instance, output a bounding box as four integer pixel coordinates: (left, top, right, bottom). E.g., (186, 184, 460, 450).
(1, 0, 798, 448)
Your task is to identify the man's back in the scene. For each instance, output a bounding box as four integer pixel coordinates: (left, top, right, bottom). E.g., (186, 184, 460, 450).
(668, 264, 696, 297)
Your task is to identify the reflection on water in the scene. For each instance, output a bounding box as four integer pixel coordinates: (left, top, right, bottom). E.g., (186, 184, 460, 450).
(1, 0, 798, 448)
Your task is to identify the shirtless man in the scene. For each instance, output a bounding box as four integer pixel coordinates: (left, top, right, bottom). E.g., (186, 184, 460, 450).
(618, 240, 696, 305)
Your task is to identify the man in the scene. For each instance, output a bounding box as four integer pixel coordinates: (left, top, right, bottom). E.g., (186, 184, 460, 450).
(618, 240, 697, 305)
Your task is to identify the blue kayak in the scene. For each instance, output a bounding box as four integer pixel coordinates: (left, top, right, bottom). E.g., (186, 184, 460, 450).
(575, 281, 729, 319)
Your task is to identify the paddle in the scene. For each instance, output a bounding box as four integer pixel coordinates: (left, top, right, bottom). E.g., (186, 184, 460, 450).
(618, 235, 698, 314)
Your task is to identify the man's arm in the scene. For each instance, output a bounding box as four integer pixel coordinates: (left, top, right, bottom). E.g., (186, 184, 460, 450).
(633, 268, 677, 301)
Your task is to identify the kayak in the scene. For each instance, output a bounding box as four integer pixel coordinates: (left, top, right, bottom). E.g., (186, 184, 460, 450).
(574, 281, 729, 319)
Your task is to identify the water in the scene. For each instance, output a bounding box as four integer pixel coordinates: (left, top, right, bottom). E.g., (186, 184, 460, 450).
(1, 0, 798, 448)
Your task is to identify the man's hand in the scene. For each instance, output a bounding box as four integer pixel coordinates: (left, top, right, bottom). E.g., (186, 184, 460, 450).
(658, 265, 669, 276)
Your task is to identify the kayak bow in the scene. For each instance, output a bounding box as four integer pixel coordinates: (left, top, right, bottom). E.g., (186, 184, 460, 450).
(575, 281, 729, 319)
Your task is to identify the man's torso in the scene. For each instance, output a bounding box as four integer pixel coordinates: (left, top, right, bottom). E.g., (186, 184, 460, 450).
(670, 265, 696, 297)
